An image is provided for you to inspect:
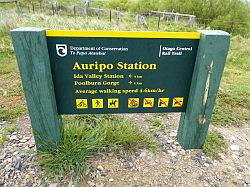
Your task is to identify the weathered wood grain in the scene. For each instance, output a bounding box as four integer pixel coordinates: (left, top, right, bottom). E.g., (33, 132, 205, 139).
(177, 30, 230, 149)
(11, 28, 62, 151)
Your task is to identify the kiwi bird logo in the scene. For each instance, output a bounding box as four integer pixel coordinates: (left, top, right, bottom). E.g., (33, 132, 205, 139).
(56, 44, 67, 57)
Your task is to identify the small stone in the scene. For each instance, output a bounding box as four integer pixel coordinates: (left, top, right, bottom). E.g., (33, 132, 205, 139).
(179, 149, 186, 155)
(13, 151, 19, 156)
(9, 135, 18, 141)
(87, 181, 95, 187)
(230, 144, 240, 151)
(166, 139, 174, 144)
(100, 170, 108, 177)
(218, 153, 226, 160)
(6, 157, 12, 163)
(23, 136, 30, 140)
(49, 183, 58, 187)
(205, 158, 213, 164)
(5, 164, 12, 172)
(96, 183, 104, 187)
(29, 143, 35, 148)
(97, 165, 104, 171)
(19, 139, 28, 143)
(0, 179, 4, 185)
(0, 121, 7, 125)
(169, 131, 177, 137)
(139, 150, 147, 158)
(167, 150, 177, 157)
(204, 163, 209, 167)
(239, 151, 247, 157)
(244, 179, 250, 184)
(14, 158, 22, 170)
(109, 178, 114, 182)
(216, 175, 224, 181)
(26, 181, 33, 187)
(236, 165, 244, 172)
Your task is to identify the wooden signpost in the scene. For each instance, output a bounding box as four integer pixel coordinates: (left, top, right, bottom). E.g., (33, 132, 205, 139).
(11, 28, 230, 150)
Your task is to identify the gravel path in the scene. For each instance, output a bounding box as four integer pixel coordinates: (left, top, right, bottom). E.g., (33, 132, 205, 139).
(0, 113, 249, 187)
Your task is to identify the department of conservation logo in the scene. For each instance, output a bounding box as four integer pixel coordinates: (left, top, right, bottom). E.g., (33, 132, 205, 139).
(56, 44, 67, 57)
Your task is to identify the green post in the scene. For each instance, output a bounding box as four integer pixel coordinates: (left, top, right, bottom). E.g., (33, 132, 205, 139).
(177, 30, 230, 149)
(11, 28, 62, 151)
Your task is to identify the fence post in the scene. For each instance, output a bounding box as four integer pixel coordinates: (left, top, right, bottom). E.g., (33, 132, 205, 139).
(11, 28, 62, 151)
(109, 9, 112, 22)
(157, 14, 161, 30)
(177, 30, 230, 149)
(32, 2, 35, 13)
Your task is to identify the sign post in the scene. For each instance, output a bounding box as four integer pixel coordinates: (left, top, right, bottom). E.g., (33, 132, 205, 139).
(177, 30, 230, 149)
(11, 28, 230, 150)
(11, 28, 62, 151)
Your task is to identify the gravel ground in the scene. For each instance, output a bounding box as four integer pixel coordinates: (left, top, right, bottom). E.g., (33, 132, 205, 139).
(0, 113, 249, 187)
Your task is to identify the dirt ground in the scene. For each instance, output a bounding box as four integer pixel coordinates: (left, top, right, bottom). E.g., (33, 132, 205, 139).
(0, 113, 249, 187)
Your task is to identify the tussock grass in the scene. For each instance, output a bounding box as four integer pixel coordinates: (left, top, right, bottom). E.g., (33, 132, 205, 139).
(38, 115, 157, 177)
(145, 115, 166, 131)
(0, 124, 17, 144)
(0, 107, 26, 121)
(212, 36, 250, 126)
(202, 131, 226, 160)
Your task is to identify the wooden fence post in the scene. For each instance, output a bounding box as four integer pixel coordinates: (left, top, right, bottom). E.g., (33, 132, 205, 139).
(11, 28, 62, 151)
(109, 9, 112, 22)
(157, 14, 161, 30)
(177, 30, 230, 149)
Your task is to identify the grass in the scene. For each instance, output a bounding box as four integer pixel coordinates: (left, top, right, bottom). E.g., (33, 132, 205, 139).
(202, 131, 226, 160)
(3, 124, 17, 133)
(0, 134, 8, 144)
(0, 107, 26, 121)
(145, 115, 166, 131)
(38, 115, 157, 178)
(0, 124, 17, 144)
(212, 36, 250, 126)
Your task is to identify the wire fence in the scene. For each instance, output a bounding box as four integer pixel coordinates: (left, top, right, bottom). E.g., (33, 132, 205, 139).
(5, 1, 249, 33)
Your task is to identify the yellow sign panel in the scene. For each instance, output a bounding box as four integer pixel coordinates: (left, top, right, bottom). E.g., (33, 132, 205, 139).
(172, 97, 184, 107)
(158, 98, 169, 108)
(108, 98, 119, 108)
(128, 98, 139, 108)
(92, 99, 103, 108)
(143, 98, 154, 108)
(76, 99, 88, 109)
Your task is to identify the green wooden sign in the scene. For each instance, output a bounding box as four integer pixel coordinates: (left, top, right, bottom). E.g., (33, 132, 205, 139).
(46, 30, 200, 114)
(11, 28, 230, 150)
